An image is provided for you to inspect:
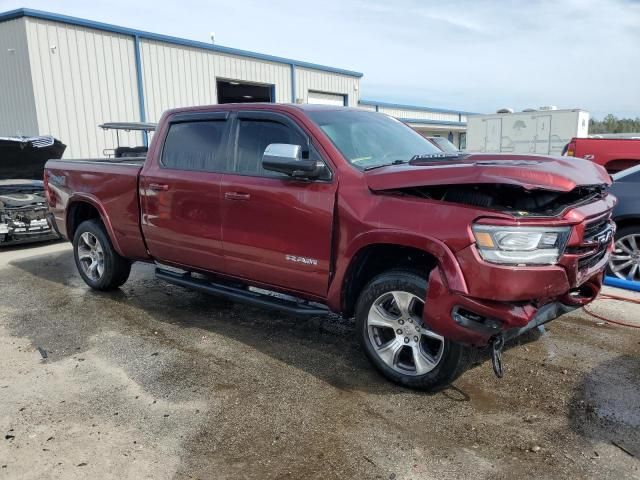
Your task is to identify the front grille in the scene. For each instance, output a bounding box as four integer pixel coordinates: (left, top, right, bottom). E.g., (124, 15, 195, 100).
(583, 218, 610, 243)
(578, 247, 607, 270)
(577, 217, 613, 271)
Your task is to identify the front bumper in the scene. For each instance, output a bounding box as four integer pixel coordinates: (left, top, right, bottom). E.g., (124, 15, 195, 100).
(424, 210, 613, 346)
(424, 267, 602, 346)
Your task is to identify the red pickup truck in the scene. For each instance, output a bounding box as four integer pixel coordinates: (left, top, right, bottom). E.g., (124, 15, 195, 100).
(45, 104, 615, 390)
(565, 137, 640, 173)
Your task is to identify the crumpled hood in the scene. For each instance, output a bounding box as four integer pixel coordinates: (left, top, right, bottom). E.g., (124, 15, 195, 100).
(365, 154, 611, 192)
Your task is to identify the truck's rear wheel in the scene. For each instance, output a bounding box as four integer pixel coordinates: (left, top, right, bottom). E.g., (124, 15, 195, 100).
(355, 270, 469, 391)
(73, 219, 131, 290)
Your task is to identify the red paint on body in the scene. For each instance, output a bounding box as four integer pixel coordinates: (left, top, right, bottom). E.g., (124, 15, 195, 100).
(45, 104, 614, 346)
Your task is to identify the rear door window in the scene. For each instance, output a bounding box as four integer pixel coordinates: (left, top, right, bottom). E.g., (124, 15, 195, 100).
(161, 120, 230, 171)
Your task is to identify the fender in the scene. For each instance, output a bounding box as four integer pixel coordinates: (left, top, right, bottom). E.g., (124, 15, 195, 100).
(326, 229, 469, 312)
(66, 193, 126, 257)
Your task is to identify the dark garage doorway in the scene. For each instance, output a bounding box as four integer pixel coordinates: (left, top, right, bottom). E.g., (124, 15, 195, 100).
(217, 80, 274, 104)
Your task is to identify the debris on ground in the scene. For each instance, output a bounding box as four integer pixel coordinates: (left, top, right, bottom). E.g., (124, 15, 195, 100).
(611, 440, 635, 457)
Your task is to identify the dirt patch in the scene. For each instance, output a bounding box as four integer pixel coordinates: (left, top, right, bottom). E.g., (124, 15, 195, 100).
(0, 245, 639, 479)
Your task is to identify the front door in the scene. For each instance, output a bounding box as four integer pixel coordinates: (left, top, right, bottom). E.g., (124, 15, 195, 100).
(139, 111, 232, 272)
(220, 111, 337, 297)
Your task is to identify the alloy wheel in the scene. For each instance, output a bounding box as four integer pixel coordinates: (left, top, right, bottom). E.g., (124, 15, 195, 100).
(367, 291, 444, 376)
(609, 233, 640, 281)
(77, 232, 105, 281)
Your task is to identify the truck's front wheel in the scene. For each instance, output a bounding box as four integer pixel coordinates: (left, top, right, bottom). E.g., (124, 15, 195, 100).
(73, 219, 131, 290)
(355, 270, 469, 391)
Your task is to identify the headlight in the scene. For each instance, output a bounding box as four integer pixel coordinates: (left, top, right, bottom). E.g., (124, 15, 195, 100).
(472, 225, 570, 265)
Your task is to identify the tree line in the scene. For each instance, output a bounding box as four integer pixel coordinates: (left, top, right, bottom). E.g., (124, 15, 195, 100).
(590, 115, 640, 134)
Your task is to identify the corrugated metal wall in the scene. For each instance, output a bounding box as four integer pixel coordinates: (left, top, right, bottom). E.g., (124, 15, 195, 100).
(0, 17, 38, 136)
(357, 103, 376, 112)
(24, 17, 141, 158)
(1, 14, 363, 158)
(140, 40, 292, 123)
(140, 39, 216, 123)
(295, 67, 359, 107)
(377, 106, 460, 123)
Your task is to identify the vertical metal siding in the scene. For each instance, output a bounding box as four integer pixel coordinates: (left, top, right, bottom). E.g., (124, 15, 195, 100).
(0, 17, 38, 135)
(24, 18, 140, 158)
(140, 39, 218, 123)
(377, 106, 459, 123)
(141, 41, 293, 122)
(357, 103, 376, 111)
(295, 67, 359, 106)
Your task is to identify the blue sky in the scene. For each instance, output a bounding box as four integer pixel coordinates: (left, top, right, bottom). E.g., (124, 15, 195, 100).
(1, 0, 639, 118)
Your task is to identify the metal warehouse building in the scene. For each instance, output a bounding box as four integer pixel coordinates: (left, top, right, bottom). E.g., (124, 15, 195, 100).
(358, 100, 471, 149)
(0, 8, 470, 158)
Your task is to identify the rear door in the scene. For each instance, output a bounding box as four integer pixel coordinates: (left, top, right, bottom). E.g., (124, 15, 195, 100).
(485, 118, 502, 152)
(220, 111, 337, 297)
(535, 115, 552, 154)
(139, 112, 231, 272)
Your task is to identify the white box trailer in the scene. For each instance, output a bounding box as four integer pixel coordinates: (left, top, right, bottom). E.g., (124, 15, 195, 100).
(465, 108, 590, 155)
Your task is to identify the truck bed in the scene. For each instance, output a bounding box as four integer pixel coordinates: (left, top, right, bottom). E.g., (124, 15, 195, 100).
(569, 138, 640, 173)
(45, 158, 149, 260)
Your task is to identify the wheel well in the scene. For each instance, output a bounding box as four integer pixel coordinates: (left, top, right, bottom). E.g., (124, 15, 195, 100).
(341, 244, 437, 317)
(67, 202, 101, 239)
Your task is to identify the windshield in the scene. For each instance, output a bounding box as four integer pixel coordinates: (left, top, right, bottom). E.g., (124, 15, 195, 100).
(429, 137, 459, 153)
(307, 109, 441, 170)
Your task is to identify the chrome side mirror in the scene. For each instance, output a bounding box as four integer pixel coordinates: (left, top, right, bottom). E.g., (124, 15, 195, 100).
(262, 143, 319, 177)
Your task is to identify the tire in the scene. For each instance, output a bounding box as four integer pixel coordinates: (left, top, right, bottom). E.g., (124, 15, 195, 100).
(355, 269, 469, 391)
(607, 225, 640, 281)
(73, 219, 131, 290)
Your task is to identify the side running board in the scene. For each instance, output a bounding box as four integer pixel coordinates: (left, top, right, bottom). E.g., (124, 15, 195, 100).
(155, 268, 328, 317)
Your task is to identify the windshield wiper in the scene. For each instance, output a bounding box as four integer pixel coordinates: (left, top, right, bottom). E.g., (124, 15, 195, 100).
(364, 159, 409, 171)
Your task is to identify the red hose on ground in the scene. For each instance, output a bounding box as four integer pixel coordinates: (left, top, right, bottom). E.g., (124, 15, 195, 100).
(582, 293, 640, 329)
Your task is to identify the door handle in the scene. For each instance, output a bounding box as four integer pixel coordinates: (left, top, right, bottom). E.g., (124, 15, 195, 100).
(149, 183, 169, 192)
(225, 192, 251, 201)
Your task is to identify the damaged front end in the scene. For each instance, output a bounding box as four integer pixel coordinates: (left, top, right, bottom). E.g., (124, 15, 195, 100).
(0, 181, 59, 246)
(366, 157, 614, 346)
(388, 182, 607, 217)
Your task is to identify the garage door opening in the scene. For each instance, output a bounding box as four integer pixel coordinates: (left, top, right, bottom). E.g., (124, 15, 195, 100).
(217, 80, 274, 104)
(307, 91, 346, 106)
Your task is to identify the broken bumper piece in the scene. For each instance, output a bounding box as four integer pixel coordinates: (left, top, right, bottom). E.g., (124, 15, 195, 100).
(423, 267, 602, 346)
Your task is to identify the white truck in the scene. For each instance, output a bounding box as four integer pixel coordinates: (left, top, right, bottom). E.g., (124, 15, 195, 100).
(465, 107, 589, 155)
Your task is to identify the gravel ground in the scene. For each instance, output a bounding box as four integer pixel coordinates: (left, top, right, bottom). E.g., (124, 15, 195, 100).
(0, 242, 638, 479)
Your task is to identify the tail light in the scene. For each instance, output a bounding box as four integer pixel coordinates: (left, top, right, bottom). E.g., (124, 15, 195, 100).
(566, 140, 576, 157)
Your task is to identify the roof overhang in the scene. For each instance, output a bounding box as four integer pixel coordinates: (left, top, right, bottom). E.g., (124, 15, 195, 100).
(0, 8, 364, 78)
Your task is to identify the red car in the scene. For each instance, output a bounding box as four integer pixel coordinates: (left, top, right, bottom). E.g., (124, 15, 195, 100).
(44, 104, 614, 390)
(564, 137, 640, 173)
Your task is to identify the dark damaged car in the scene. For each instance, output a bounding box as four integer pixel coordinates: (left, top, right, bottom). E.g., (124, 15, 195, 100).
(0, 135, 65, 245)
(45, 105, 615, 390)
